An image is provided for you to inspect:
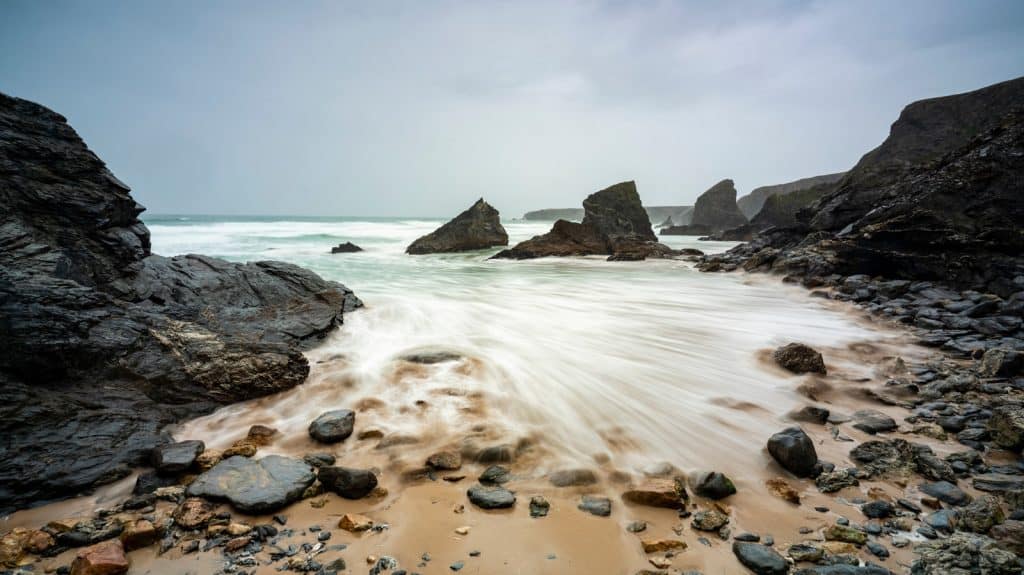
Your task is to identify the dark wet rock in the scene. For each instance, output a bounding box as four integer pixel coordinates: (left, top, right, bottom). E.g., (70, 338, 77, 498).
(767, 427, 818, 478)
(406, 198, 508, 254)
(851, 410, 897, 434)
(865, 542, 889, 559)
(494, 181, 676, 261)
(911, 532, 1021, 575)
(186, 455, 315, 513)
(549, 468, 598, 487)
(302, 453, 336, 468)
(467, 484, 515, 509)
(0, 92, 362, 514)
(317, 466, 378, 499)
(308, 409, 355, 443)
(973, 473, 1024, 493)
(479, 465, 511, 485)
(330, 241, 363, 254)
(920, 481, 972, 507)
(152, 440, 205, 475)
(399, 349, 462, 364)
(578, 495, 612, 517)
(790, 406, 830, 424)
(733, 542, 788, 575)
(529, 496, 550, 518)
(690, 471, 737, 499)
(132, 471, 178, 496)
(861, 500, 894, 519)
(988, 405, 1024, 451)
(959, 495, 1005, 533)
(924, 509, 958, 534)
(773, 344, 827, 375)
(850, 439, 954, 482)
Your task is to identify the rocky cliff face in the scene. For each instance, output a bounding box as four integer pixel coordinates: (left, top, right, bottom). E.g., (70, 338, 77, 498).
(407, 198, 508, 254)
(522, 205, 692, 224)
(0, 93, 362, 512)
(494, 181, 677, 260)
(737, 172, 846, 219)
(700, 76, 1024, 298)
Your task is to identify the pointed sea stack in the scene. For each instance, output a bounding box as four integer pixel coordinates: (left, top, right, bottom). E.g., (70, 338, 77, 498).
(406, 198, 508, 254)
(662, 179, 747, 235)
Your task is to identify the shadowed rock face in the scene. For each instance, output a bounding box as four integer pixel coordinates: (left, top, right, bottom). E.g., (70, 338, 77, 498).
(0, 92, 362, 513)
(661, 179, 747, 235)
(494, 181, 675, 261)
(704, 76, 1024, 297)
(737, 172, 846, 220)
(406, 198, 508, 254)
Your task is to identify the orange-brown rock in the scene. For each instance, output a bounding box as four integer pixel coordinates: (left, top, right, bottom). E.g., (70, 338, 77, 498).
(621, 477, 687, 509)
(641, 539, 687, 553)
(765, 477, 801, 504)
(173, 497, 217, 529)
(338, 513, 374, 532)
(70, 540, 129, 575)
(25, 530, 55, 554)
(120, 519, 159, 551)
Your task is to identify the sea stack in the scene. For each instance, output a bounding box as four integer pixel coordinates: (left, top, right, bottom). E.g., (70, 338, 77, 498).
(406, 198, 508, 254)
(493, 180, 675, 261)
(662, 179, 747, 235)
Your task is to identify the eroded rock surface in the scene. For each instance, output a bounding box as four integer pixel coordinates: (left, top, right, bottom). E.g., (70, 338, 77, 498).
(406, 198, 508, 254)
(0, 92, 361, 513)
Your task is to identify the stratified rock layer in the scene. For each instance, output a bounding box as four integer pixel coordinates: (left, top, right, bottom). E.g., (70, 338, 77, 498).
(0, 92, 362, 513)
(407, 198, 508, 254)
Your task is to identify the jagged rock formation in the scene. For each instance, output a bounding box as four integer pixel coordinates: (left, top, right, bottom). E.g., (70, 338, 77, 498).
(522, 205, 692, 224)
(708, 180, 838, 241)
(0, 93, 362, 513)
(494, 181, 678, 261)
(406, 198, 508, 254)
(737, 172, 846, 219)
(701, 76, 1024, 297)
(661, 179, 747, 235)
(330, 241, 362, 253)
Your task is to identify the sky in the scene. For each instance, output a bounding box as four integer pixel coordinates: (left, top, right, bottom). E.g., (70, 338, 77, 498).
(2, 1, 1023, 217)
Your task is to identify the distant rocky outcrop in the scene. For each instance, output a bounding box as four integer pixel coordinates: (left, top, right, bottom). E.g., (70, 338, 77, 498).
(707, 180, 837, 241)
(494, 181, 678, 261)
(522, 205, 692, 225)
(0, 93, 362, 513)
(701, 76, 1024, 297)
(330, 241, 362, 253)
(661, 179, 747, 235)
(737, 172, 846, 219)
(407, 199, 508, 254)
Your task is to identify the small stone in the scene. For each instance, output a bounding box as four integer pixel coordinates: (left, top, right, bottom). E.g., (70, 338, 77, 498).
(861, 500, 895, 519)
(338, 514, 374, 532)
(318, 466, 379, 499)
(787, 543, 823, 562)
(549, 468, 599, 487)
(689, 471, 737, 499)
(225, 536, 250, 552)
(920, 481, 971, 506)
(641, 539, 686, 553)
(626, 520, 648, 533)
(173, 497, 216, 529)
(732, 541, 788, 575)
(852, 409, 898, 434)
(649, 556, 672, 569)
(691, 509, 729, 531)
(152, 440, 205, 475)
(479, 465, 511, 485)
(529, 496, 550, 518)
(578, 495, 612, 517)
(467, 484, 516, 509)
(866, 541, 889, 558)
(823, 524, 867, 545)
(426, 451, 462, 470)
(767, 427, 818, 478)
(308, 409, 356, 443)
(764, 478, 800, 504)
(772, 343, 827, 375)
(622, 477, 688, 509)
(119, 519, 158, 551)
(734, 533, 760, 542)
(454, 526, 470, 535)
(450, 560, 464, 571)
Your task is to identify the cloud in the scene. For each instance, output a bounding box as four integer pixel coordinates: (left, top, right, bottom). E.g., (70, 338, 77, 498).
(1, 0, 1022, 217)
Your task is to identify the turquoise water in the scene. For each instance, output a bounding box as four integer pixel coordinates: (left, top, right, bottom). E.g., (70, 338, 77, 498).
(150, 215, 889, 477)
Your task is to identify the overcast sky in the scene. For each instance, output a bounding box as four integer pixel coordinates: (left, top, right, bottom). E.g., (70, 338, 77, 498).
(2, 1, 1023, 217)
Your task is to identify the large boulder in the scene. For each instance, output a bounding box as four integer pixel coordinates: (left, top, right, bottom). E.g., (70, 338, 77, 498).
(406, 198, 508, 254)
(767, 427, 818, 478)
(494, 181, 674, 260)
(185, 455, 316, 514)
(0, 92, 362, 513)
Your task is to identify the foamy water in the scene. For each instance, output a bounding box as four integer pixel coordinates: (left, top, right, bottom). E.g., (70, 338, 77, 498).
(148, 215, 893, 480)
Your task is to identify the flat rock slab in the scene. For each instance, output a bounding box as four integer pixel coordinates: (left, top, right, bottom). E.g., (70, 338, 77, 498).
(186, 455, 315, 514)
(152, 440, 205, 475)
